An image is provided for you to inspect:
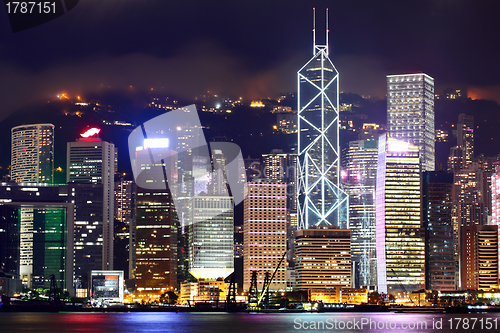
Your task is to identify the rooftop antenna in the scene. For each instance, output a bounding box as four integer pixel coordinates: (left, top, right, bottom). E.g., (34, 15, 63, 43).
(326, 8, 329, 56)
(312, 8, 329, 56)
(313, 7, 316, 55)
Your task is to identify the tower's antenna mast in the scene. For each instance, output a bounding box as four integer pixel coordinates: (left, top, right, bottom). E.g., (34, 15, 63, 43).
(312, 8, 329, 55)
(313, 7, 316, 55)
(326, 8, 329, 56)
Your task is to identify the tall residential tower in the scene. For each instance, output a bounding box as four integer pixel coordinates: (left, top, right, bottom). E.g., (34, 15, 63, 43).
(387, 74, 435, 172)
(11, 124, 54, 183)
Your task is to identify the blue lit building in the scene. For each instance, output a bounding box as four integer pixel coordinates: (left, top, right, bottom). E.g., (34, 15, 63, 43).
(297, 9, 347, 229)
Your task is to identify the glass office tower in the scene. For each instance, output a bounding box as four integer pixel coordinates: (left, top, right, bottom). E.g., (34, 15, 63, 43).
(376, 134, 425, 294)
(297, 11, 347, 229)
(387, 74, 435, 172)
(422, 172, 455, 291)
(342, 139, 378, 287)
(189, 196, 234, 280)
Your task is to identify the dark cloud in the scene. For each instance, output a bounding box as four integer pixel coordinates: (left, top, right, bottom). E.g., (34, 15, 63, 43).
(1, 0, 500, 120)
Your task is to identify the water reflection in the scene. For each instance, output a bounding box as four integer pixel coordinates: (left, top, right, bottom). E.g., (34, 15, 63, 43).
(1, 312, 500, 333)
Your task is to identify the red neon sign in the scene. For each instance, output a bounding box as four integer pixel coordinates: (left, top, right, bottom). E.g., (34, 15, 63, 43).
(80, 128, 101, 138)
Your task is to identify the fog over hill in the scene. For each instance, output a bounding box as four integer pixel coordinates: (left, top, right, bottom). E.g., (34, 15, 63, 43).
(2, 91, 500, 181)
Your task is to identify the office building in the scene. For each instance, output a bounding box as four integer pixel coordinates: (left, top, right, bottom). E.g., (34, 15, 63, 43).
(376, 134, 425, 294)
(115, 178, 136, 282)
(448, 146, 463, 173)
(452, 164, 487, 227)
(341, 139, 378, 287)
(457, 114, 474, 169)
(11, 124, 54, 183)
(185, 145, 236, 283)
(27, 205, 73, 290)
(295, 226, 351, 290)
(460, 225, 498, 290)
(135, 186, 178, 295)
(0, 183, 75, 295)
(0, 205, 19, 278)
(297, 10, 348, 229)
(188, 196, 234, 280)
(262, 150, 297, 210)
(115, 179, 135, 224)
(448, 114, 474, 172)
(262, 150, 297, 266)
(387, 73, 435, 172)
(67, 131, 115, 276)
(492, 164, 500, 265)
(423, 172, 456, 291)
(262, 150, 288, 181)
(16, 204, 73, 291)
(130, 128, 179, 296)
(243, 181, 287, 292)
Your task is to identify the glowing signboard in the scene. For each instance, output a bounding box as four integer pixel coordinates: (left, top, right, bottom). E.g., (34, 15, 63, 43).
(80, 128, 101, 138)
(143, 138, 169, 149)
(387, 141, 409, 152)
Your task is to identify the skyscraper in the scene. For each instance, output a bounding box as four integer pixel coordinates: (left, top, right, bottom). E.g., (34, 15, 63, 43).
(262, 149, 297, 266)
(132, 135, 178, 296)
(262, 150, 297, 211)
(0, 183, 76, 296)
(135, 186, 178, 295)
(387, 73, 435, 172)
(376, 134, 425, 294)
(457, 114, 474, 168)
(448, 114, 474, 172)
(184, 146, 235, 283)
(295, 226, 351, 290)
(262, 150, 288, 181)
(342, 139, 378, 287)
(422, 172, 455, 291)
(70, 183, 109, 294)
(67, 130, 115, 289)
(243, 180, 287, 292)
(115, 178, 136, 282)
(189, 196, 234, 280)
(452, 164, 487, 227)
(492, 164, 500, 266)
(460, 225, 498, 290)
(297, 9, 347, 229)
(11, 123, 54, 183)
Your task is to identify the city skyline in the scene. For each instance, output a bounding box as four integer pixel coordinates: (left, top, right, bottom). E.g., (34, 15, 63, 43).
(4, 2, 500, 312)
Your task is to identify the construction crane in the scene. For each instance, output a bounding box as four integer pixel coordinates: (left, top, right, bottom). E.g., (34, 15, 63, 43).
(49, 274, 61, 305)
(256, 251, 287, 309)
(225, 273, 237, 310)
(247, 271, 260, 310)
(390, 268, 417, 306)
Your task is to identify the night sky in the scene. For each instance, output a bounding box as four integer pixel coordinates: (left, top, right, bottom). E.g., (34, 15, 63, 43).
(2, 0, 500, 120)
